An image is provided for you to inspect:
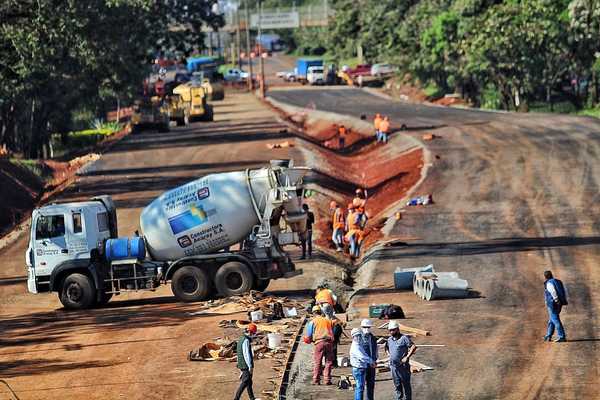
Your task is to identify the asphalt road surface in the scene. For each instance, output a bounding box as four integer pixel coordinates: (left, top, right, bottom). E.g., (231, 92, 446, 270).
(271, 88, 600, 399)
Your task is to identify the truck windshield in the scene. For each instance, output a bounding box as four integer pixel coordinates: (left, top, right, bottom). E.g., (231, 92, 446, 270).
(36, 215, 65, 239)
(311, 68, 324, 73)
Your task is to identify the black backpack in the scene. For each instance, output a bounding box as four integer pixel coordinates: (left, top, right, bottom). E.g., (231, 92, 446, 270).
(379, 304, 405, 320)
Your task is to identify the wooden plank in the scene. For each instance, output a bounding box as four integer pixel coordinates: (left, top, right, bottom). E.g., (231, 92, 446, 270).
(398, 323, 430, 336)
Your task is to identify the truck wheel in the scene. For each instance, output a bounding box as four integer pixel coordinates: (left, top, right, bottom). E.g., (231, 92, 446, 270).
(172, 266, 210, 302)
(215, 262, 254, 297)
(59, 273, 96, 310)
(254, 278, 271, 292)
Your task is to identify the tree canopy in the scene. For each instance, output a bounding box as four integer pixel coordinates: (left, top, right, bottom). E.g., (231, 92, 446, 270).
(0, 0, 222, 158)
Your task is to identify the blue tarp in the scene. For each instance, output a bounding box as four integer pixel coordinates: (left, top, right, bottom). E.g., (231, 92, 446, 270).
(187, 57, 217, 72)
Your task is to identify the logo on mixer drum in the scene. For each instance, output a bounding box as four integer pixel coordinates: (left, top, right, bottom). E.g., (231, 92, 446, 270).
(197, 187, 210, 200)
(177, 235, 192, 248)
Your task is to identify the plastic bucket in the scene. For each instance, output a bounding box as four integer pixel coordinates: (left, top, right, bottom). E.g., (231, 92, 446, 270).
(250, 310, 263, 322)
(268, 333, 283, 349)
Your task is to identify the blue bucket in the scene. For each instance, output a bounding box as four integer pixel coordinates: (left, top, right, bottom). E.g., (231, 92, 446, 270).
(105, 237, 146, 261)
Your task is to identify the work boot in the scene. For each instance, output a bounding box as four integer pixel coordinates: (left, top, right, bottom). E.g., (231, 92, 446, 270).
(543, 335, 551, 342)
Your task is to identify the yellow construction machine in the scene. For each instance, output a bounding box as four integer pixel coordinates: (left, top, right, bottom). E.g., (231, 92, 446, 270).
(165, 94, 191, 126)
(172, 83, 214, 122)
(130, 96, 170, 133)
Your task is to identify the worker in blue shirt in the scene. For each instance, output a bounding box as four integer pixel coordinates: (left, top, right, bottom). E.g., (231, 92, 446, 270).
(359, 319, 378, 400)
(543, 270, 568, 342)
(385, 320, 417, 400)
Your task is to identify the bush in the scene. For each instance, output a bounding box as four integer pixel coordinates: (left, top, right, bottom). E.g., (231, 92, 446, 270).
(481, 84, 502, 110)
(424, 82, 444, 99)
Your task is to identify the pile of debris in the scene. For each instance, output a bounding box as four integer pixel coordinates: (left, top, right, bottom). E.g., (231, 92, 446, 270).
(188, 291, 306, 363)
(188, 290, 304, 319)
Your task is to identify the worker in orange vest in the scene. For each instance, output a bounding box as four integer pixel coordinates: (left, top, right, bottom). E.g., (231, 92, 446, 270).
(353, 188, 367, 209)
(379, 116, 390, 144)
(315, 284, 337, 317)
(331, 201, 345, 252)
(374, 113, 382, 142)
(345, 203, 356, 233)
(305, 305, 335, 385)
(346, 206, 367, 259)
(338, 125, 347, 148)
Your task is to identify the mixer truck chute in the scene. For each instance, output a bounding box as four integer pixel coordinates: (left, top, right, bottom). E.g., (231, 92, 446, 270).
(25, 160, 308, 309)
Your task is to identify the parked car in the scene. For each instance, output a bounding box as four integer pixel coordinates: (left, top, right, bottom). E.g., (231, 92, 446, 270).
(223, 68, 249, 82)
(284, 71, 297, 82)
(348, 64, 372, 78)
(371, 63, 395, 77)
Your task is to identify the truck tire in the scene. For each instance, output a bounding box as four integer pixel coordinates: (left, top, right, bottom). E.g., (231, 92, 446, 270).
(172, 266, 210, 302)
(215, 262, 254, 297)
(254, 278, 271, 292)
(59, 273, 96, 310)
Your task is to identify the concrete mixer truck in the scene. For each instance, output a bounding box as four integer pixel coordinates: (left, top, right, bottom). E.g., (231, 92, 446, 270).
(25, 160, 308, 309)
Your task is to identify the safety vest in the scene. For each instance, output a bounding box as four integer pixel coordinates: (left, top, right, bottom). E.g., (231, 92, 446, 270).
(380, 120, 390, 133)
(310, 315, 334, 343)
(347, 211, 360, 230)
(332, 208, 345, 230)
(374, 117, 382, 130)
(316, 289, 335, 306)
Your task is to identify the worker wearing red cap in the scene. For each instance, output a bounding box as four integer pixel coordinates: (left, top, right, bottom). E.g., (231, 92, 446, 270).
(234, 323, 258, 400)
(331, 201, 344, 252)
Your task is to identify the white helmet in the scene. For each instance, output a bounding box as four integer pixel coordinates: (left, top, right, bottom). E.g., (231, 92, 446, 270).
(361, 319, 373, 328)
(351, 328, 362, 337)
(388, 320, 399, 330)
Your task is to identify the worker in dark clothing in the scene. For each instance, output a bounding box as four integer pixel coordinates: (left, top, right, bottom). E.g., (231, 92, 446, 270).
(234, 323, 258, 400)
(300, 204, 315, 259)
(385, 320, 417, 400)
(543, 270, 568, 342)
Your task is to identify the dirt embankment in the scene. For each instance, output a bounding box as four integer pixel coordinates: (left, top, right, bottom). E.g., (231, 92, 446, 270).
(0, 128, 128, 239)
(266, 98, 425, 256)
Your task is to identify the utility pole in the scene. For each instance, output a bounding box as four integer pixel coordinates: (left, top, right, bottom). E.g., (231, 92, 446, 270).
(244, 0, 253, 91)
(236, 4, 242, 70)
(258, 0, 266, 98)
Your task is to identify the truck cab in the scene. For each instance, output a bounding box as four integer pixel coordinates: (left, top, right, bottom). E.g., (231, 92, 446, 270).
(26, 197, 117, 297)
(307, 66, 325, 85)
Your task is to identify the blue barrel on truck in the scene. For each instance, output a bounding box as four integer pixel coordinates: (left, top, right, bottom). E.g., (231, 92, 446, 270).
(105, 237, 146, 261)
(296, 59, 323, 82)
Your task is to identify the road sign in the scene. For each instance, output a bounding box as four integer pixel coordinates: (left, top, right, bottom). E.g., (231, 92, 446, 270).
(250, 11, 300, 29)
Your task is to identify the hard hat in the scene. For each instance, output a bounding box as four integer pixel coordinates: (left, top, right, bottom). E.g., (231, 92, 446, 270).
(388, 320, 399, 330)
(312, 305, 322, 313)
(247, 323, 257, 334)
(330, 200, 338, 209)
(351, 328, 362, 337)
(361, 319, 373, 328)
